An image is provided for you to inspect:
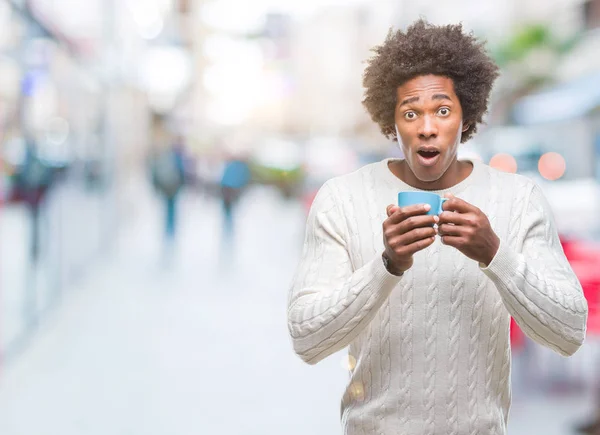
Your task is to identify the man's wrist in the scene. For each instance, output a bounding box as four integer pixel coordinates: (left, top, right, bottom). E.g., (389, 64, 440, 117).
(382, 252, 404, 276)
(481, 235, 501, 267)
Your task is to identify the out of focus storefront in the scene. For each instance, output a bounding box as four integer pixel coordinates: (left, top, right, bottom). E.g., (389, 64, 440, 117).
(0, 0, 155, 360)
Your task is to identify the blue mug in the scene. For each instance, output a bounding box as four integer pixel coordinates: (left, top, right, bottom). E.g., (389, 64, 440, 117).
(398, 191, 448, 216)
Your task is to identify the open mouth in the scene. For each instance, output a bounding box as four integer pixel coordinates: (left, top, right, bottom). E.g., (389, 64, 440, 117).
(416, 149, 441, 167)
(417, 150, 440, 159)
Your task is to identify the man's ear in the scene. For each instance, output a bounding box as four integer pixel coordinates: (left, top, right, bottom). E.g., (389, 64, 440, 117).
(462, 123, 471, 133)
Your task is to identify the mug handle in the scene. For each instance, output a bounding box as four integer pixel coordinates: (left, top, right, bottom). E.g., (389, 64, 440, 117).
(438, 197, 448, 215)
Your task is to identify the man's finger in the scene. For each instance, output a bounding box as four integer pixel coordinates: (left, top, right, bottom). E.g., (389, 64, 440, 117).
(437, 223, 463, 237)
(389, 226, 437, 247)
(442, 194, 476, 214)
(387, 204, 431, 224)
(384, 215, 437, 240)
(386, 205, 398, 217)
(438, 211, 472, 226)
(440, 235, 464, 248)
(400, 236, 436, 256)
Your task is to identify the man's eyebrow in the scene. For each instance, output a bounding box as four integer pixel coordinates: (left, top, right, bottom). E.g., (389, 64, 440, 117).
(398, 94, 453, 107)
(398, 96, 419, 107)
(432, 93, 452, 101)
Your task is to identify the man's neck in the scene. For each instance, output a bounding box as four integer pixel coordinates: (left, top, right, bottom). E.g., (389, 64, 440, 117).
(388, 159, 473, 191)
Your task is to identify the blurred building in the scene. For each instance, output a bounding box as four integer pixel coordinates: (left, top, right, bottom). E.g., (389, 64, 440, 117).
(0, 0, 193, 359)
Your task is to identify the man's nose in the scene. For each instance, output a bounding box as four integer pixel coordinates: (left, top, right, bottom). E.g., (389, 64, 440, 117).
(418, 115, 438, 138)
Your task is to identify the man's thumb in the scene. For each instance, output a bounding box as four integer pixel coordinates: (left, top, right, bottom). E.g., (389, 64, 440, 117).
(386, 205, 396, 217)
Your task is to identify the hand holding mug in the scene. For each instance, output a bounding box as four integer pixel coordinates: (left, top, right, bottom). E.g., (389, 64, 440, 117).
(438, 194, 500, 266)
(382, 203, 438, 275)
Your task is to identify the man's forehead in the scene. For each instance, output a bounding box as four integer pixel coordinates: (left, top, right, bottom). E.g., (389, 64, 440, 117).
(396, 76, 457, 102)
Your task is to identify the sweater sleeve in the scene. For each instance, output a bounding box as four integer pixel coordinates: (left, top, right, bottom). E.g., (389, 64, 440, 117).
(287, 180, 403, 365)
(480, 183, 588, 357)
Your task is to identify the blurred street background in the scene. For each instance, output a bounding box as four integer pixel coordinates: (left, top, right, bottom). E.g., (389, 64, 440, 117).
(1, 0, 600, 434)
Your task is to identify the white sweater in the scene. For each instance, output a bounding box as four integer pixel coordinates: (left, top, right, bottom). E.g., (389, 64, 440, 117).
(287, 158, 588, 435)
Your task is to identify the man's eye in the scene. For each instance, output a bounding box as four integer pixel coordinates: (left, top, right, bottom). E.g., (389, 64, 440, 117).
(438, 108, 450, 116)
(404, 112, 416, 120)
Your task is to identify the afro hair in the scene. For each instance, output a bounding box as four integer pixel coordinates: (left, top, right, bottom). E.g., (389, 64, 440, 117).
(362, 19, 500, 143)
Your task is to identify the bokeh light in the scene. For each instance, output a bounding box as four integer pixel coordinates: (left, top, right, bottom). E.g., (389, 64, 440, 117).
(489, 153, 518, 173)
(349, 382, 365, 401)
(538, 152, 566, 181)
(341, 354, 357, 371)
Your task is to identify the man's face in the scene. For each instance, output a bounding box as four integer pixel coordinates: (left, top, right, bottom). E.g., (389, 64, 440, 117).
(394, 75, 468, 183)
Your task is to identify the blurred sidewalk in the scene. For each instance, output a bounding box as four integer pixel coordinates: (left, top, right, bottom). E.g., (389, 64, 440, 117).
(0, 182, 596, 435)
(1, 182, 111, 357)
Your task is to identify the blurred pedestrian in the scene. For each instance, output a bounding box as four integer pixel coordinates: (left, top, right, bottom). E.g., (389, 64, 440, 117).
(287, 19, 588, 435)
(219, 156, 250, 236)
(151, 137, 186, 247)
(13, 139, 53, 263)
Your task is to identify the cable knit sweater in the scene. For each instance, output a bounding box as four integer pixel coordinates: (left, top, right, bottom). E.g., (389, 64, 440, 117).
(287, 157, 588, 435)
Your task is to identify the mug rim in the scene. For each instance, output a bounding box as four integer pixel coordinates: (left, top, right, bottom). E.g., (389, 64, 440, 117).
(398, 191, 443, 198)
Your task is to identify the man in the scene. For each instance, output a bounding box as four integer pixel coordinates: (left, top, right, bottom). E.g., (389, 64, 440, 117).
(219, 155, 251, 236)
(287, 19, 588, 434)
(13, 140, 54, 263)
(151, 137, 186, 245)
